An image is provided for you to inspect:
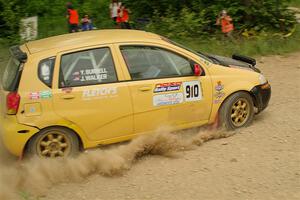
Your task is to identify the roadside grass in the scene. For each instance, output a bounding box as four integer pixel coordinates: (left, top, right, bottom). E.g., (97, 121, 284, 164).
(175, 24, 300, 57)
(19, 191, 35, 200)
(0, 24, 300, 75)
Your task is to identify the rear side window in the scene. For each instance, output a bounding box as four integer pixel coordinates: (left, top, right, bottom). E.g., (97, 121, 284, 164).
(38, 57, 55, 88)
(2, 57, 21, 91)
(59, 47, 117, 88)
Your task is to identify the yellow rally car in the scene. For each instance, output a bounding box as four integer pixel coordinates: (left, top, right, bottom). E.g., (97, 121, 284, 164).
(0, 30, 271, 158)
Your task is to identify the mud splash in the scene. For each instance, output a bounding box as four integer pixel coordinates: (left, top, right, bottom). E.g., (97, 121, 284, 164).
(0, 129, 233, 199)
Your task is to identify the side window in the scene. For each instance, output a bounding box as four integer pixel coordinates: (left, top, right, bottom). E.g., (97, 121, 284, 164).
(38, 57, 55, 88)
(59, 47, 117, 88)
(120, 46, 193, 80)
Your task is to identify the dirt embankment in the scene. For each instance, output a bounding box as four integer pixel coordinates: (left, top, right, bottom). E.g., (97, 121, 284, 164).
(0, 52, 300, 200)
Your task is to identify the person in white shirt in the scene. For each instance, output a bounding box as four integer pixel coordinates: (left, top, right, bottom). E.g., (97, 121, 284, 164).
(109, 0, 122, 25)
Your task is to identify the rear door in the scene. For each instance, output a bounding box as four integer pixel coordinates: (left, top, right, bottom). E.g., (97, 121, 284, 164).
(115, 44, 213, 134)
(52, 45, 134, 142)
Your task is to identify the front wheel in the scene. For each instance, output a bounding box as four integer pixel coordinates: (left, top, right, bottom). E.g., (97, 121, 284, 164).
(27, 127, 79, 158)
(219, 92, 255, 130)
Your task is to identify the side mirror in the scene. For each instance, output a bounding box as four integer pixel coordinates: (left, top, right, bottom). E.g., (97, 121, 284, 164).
(193, 63, 203, 76)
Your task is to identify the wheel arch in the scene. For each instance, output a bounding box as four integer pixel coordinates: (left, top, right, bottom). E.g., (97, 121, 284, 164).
(23, 125, 84, 156)
(218, 90, 257, 115)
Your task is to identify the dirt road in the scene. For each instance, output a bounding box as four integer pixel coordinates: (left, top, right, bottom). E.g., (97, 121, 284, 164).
(1, 52, 300, 200)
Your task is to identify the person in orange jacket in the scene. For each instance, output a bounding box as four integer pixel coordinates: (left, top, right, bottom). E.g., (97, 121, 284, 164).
(216, 10, 234, 38)
(120, 3, 131, 29)
(66, 2, 79, 33)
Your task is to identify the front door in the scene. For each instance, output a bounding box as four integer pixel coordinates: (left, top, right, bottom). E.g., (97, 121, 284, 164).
(52, 46, 133, 141)
(118, 45, 212, 134)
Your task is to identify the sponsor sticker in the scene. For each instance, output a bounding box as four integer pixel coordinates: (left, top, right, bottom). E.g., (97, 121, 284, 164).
(153, 82, 182, 93)
(40, 90, 52, 99)
(82, 87, 118, 100)
(29, 92, 40, 100)
(183, 81, 202, 102)
(29, 90, 52, 100)
(153, 93, 184, 106)
(215, 81, 224, 92)
(213, 81, 225, 104)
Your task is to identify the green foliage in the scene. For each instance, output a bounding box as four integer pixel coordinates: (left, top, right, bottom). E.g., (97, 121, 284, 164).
(0, 0, 298, 42)
(126, 0, 297, 37)
(290, 0, 300, 7)
(38, 17, 68, 39)
(78, 0, 114, 29)
(147, 8, 211, 38)
(0, 0, 114, 41)
(0, 0, 22, 42)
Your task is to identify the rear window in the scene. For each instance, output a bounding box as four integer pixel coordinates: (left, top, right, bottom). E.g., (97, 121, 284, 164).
(2, 57, 21, 91)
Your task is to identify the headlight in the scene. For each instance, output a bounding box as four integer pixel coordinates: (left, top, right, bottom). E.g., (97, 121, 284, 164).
(259, 74, 267, 85)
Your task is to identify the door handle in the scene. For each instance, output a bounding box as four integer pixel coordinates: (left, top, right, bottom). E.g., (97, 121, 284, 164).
(138, 86, 151, 92)
(61, 94, 75, 100)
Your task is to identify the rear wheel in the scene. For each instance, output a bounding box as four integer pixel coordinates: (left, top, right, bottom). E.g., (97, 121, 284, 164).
(219, 92, 255, 130)
(27, 127, 79, 158)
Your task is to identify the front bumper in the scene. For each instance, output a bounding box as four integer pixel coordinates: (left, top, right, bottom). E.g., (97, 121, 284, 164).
(0, 115, 39, 157)
(250, 82, 271, 114)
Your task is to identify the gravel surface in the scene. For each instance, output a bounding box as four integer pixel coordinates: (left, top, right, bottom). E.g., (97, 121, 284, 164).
(1, 52, 299, 200)
(42, 52, 300, 200)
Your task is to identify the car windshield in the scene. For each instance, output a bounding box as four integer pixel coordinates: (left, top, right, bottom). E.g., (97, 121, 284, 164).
(161, 37, 213, 63)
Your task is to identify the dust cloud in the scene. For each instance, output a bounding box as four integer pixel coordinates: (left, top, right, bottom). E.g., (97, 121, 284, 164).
(0, 128, 234, 200)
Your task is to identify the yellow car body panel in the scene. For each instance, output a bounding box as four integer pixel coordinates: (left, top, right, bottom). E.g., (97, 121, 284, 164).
(0, 115, 39, 156)
(0, 30, 267, 157)
(207, 65, 261, 123)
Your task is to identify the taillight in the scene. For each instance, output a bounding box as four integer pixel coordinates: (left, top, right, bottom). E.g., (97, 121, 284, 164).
(7, 92, 20, 115)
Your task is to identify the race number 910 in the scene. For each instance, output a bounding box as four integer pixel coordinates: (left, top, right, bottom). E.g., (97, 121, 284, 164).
(183, 81, 202, 102)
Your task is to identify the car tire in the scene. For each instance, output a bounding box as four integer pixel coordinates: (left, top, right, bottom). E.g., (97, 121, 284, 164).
(219, 91, 255, 130)
(26, 127, 79, 158)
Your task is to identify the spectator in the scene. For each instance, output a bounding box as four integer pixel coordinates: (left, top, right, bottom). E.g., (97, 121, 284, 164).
(66, 2, 79, 33)
(109, 0, 122, 26)
(120, 3, 131, 29)
(216, 10, 234, 38)
(81, 15, 93, 31)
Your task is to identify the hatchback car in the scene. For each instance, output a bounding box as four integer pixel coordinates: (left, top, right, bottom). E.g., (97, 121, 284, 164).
(0, 30, 271, 158)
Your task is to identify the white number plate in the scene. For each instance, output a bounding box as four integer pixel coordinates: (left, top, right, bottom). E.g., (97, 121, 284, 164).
(183, 81, 202, 102)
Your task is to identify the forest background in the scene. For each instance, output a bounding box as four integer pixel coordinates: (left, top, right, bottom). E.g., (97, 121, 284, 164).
(0, 0, 300, 57)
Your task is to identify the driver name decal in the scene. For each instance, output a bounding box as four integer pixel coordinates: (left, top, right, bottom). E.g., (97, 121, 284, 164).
(72, 68, 108, 82)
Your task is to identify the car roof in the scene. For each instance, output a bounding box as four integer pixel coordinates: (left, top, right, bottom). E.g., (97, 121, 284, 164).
(25, 29, 162, 54)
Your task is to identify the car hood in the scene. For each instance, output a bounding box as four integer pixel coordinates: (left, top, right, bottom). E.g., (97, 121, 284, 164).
(205, 54, 261, 73)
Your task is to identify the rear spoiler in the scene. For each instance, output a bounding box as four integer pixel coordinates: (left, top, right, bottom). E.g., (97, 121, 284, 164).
(9, 45, 27, 62)
(232, 54, 256, 66)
